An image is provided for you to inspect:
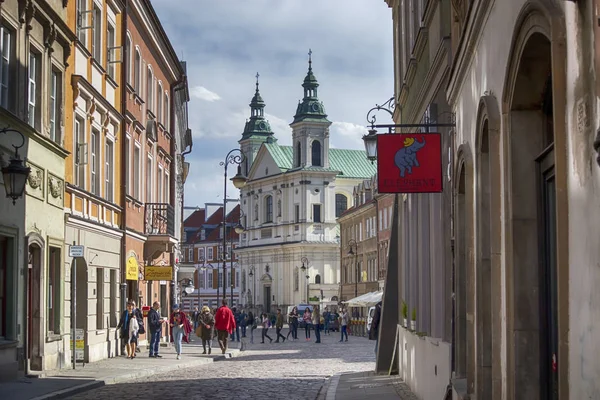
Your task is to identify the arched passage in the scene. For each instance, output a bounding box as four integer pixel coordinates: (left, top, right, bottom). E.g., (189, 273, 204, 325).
(504, 8, 566, 397)
(475, 95, 502, 398)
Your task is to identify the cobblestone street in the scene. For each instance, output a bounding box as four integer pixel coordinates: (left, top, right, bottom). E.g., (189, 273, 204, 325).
(66, 331, 377, 400)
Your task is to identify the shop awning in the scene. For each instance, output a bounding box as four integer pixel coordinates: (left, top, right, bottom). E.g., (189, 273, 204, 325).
(342, 291, 383, 307)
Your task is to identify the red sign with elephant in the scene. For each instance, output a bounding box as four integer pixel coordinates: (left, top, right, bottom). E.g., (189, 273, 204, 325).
(377, 133, 443, 193)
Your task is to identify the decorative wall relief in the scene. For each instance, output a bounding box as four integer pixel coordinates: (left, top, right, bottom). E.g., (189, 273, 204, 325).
(26, 162, 44, 200)
(47, 173, 64, 208)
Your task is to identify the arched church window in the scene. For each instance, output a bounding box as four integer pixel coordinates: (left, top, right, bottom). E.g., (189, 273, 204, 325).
(315, 274, 321, 284)
(311, 140, 322, 166)
(265, 195, 273, 222)
(296, 142, 302, 167)
(335, 194, 348, 218)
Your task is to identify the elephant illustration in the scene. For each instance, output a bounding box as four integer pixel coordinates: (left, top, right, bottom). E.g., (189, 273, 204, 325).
(394, 136, 426, 177)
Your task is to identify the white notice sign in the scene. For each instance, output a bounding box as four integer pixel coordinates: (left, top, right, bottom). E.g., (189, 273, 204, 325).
(69, 245, 84, 258)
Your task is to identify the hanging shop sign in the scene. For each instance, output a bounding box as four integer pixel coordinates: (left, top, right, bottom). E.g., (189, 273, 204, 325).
(377, 133, 443, 193)
(126, 257, 139, 281)
(145, 265, 173, 281)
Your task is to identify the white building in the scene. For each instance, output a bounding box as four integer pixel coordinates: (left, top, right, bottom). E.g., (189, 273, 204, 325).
(235, 56, 376, 313)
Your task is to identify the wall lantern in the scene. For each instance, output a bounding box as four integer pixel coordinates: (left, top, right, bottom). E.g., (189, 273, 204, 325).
(1, 127, 30, 205)
(362, 129, 378, 163)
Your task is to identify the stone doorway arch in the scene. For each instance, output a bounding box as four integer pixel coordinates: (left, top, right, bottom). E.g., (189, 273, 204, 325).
(502, 3, 568, 398)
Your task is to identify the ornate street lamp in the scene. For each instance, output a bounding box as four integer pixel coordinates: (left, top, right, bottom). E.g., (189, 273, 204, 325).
(300, 256, 309, 303)
(219, 149, 247, 304)
(347, 239, 358, 298)
(248, 265, 256, 310)
(1, 127, 31, 204)
(362, 128, 378, 163)
(234, 209, 246, 234)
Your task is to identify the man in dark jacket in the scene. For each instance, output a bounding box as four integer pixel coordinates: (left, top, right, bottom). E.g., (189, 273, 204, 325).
(369, 301, 382, 355)
(148, 301, 165, 358)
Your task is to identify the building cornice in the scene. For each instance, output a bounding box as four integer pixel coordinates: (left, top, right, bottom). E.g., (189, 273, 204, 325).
(72, 75, 123, 122)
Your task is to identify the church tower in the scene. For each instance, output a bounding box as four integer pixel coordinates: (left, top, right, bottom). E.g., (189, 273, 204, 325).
(239, 73, 276, 175)
(290, 50, 332, 169)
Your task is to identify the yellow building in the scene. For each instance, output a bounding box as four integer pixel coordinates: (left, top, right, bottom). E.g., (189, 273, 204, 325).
(63, 0, 124, 363)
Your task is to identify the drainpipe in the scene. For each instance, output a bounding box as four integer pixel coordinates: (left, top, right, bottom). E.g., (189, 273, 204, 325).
(119, 0, 129, 313)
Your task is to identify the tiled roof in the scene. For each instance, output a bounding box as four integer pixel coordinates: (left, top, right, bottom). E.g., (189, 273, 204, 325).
(193, 205, 241, 244)
(263, 143, 376, 179)
(204, 208, 224, 225)
(184, 209, 206, 228)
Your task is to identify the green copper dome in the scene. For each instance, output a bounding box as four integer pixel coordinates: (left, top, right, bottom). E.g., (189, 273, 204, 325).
(293, 50, 329, 124)
(241, 73, 275, 141)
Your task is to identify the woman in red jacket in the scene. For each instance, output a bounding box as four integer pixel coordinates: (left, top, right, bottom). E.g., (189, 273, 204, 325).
(214, 299, 236, 354)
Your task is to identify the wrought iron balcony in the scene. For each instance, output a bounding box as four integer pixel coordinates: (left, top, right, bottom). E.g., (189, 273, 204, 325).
(145, 203, 175, 237)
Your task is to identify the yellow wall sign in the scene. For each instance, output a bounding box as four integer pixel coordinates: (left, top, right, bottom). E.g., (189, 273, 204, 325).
(145, 266, 173, 281)
(126, 257, 139, 281)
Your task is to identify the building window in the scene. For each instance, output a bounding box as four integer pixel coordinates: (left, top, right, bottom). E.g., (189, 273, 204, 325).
(0, 26, 13, 109)
(76, 0, 88, 44)
(126, 34, 132, 84)
(110, 270, 117, 327)
(105, 139, 114, 202)
(157, 82, 163, 123)
(311, 140, 322, 166)
(48, 247, 61, 334)
(133, 144, 140, 198)
(188, 247, 193, 262)
(164, 172, 170, 204)
(218, 271, 223, 288)
(277, 199, 282, 217)
(315, 274, 321, 284)
(92, 4, 102, 61)
(158, 166, 163, 203)
(146, 156, 152, 202)
(265, 195, 273, 223)
(134, 49, 141, 91)
(28, 51, 40, 129)
(74, 116, 86, 188)
(335, 194, 347, 218)
(90, 129, 100, 195)
(125, 136, 131, 195)
(296, 142, 301, 167)
(147, 67, 154, 112)
(198, 247, 205, 261)
(295, 204, 300, 223)
(199, 270, 205, 289)
(254, 203, 258, 221)
(383, 207, 388, 230)
(106, 22, 116, 79)
(207, 247, 213, 261)
(164, 93, 169, 128)
(49, 70, 61, 144)
(313, 204, 322, 223)
(96, 267, 104, 329)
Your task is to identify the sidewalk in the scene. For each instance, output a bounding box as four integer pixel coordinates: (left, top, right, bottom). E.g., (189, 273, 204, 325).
(0, 338, 240, 400)
(321, 371, 419, 400)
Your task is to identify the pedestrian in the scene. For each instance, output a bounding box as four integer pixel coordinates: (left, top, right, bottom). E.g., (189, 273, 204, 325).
(192, 307, 199, 331)
(130, 300, 145, 353)
(240, 309, 248, 338)
(147, 301, 166, 358)
(369, 301, 382, 354)
(214, 299, 236, 354)
(312, 305, 321, 344)
(198, 306, 214, 354)
(261, 313, 273, 343)
(323, 307, 330, 335)
(169, 304, 190, 360)
(303, 307, 312, 341)
(287, 307, 299, 340)
(274, 308, 286, 343)
(117, 301, 138, 359)
(231, 307, 241, 342)
(339, 308, 349, 342)
(247, 311, 257, 344)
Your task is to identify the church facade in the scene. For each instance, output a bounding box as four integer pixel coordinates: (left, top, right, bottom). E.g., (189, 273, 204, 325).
(235, 56, 376, 313)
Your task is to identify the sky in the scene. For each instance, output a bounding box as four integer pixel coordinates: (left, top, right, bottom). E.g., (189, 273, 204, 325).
(151, 0, 394, 210)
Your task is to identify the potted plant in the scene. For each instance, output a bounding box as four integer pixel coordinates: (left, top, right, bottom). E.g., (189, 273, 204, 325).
(402, 301, 408, 328)
(411, 308, 417, 331)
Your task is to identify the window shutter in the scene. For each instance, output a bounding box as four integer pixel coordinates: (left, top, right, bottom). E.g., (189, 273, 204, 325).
(213, 270, 218, 289)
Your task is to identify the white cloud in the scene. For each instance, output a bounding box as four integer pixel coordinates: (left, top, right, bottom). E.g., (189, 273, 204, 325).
(190, 86, 221, 102)
(152, 0, 393, 206)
